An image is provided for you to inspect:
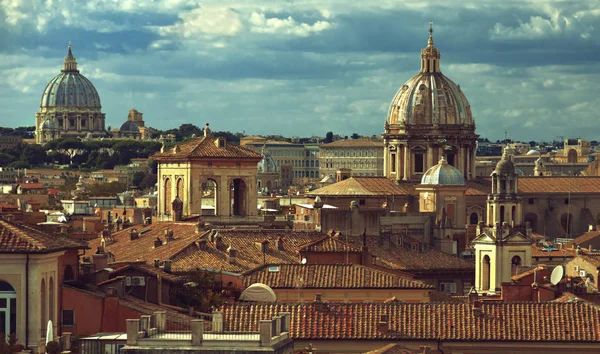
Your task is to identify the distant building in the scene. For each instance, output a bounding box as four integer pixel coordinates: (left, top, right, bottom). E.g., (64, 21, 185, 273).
(0, 135, 22, 150)
(35, 45, 106, 144)
(319, 138, 384, 179)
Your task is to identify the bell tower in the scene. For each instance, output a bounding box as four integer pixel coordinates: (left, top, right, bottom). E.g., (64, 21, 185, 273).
(473, 147, 532, 294)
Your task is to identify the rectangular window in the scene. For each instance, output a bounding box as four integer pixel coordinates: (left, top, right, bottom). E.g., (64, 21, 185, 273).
(528, 198, 534, 205)
(359, 199, 365, 206)
(414, 153, 424, 173)
(391, 153, 396, 172)
(62, 309, 75, 326)
(564, 198, 569, 205)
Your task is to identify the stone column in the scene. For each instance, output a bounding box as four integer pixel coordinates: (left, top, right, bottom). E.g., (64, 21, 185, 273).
(126, 319, 140, 345)
(427, 146, 434, 169)
(403, 145, 410, 180)
(191, 319, 204, 346)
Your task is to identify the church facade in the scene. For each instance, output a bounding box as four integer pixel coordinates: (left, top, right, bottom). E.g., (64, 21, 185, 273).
(35, 45, 107, 144)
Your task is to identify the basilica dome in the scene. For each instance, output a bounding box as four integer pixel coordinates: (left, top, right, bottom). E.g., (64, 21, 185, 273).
(120, 120, 140, 133)
(421, 157, 465, 186)
(40, 45, 101, 109)
(385, 31, 472, 127)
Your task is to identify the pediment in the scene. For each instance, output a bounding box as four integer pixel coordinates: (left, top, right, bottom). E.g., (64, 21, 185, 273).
(504, 232, 532, 244)
(473, 232, 496, 243)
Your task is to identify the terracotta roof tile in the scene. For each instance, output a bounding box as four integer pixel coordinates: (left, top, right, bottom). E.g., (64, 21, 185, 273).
(568, 231, 600, 248)
(151, 136, 262, 160)
(308, 177, 412, 197)
(518, 177, 600, 194)
(242, 264, 433, 289)
(0, 219, 86, 253)
(108, 261, 185, 283)
(86, 223, 202, 264)
(297, 234, 362, 253)
(18, 183, 46, 189)
(170, 229, 324, 273)
(220, 301, 600, 342)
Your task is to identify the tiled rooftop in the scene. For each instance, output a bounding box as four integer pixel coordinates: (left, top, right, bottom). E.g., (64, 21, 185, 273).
(308, 177, 412, 197)
(151, 136, 262, 160)
(567, 231, 600, 248)
(0, 219, 86, 253)
(242, 264, 433, 289)
(86, 223, 202, 263)
(170, 229, 324, 273)
(220, 301, 600, 342)
(297, 234, 362, 253)
(364, 344, 421, 354)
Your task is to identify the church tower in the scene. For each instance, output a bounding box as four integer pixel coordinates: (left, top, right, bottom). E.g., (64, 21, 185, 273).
(473, 147, 533, 294)
(383, 23, 477, 181)
(534, 157, 549, 176)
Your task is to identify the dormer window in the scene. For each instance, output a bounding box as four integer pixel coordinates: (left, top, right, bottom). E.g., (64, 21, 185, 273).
(215, 137, 226, 148)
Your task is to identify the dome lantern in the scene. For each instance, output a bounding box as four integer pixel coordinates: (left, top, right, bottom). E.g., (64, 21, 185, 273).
(421, 21, 441, 74)
(62, 43, 79, 73)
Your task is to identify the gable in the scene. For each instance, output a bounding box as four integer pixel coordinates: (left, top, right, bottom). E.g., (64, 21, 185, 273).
(472, 232, 496, 243)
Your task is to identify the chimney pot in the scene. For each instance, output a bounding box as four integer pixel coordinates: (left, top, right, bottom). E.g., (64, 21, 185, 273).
(277, 236, 284, 251)
(163, 260, 172, 273)
(154, 237, 163, 248)
(153, 258, 160, 268)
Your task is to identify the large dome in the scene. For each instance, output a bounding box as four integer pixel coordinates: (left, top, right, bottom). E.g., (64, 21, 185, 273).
(40, 45, 101, 109)
(385, 32, 472, 127)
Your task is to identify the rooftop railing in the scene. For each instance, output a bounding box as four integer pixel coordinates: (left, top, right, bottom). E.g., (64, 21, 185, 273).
(126, 311, 290, 348)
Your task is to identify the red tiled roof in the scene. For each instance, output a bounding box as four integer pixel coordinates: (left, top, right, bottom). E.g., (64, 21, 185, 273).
(567, 231, 600, 248)
(151, 136, 262, 160)
(308, 177, 412, 197)
(18, 183, 45, 189)
(86, 223, 202, 264)
(518, 177, 600, 194)
(297, 234, 362, 253)
(108, 261, 185, 283)
(220, 301, 600, 342)
(242, 264, 433, 289)
(170, 229, 324, 273)
(0, 219, 86, 253)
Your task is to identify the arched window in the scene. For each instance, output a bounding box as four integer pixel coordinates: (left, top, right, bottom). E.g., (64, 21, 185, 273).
(511, 206, 516, 225)
(164, 178, 172, 215)
(0, 280, 17, 336)
(176, 178, 184, 199)
(64, 265, 74, 281)
(470, 212, 479, 225)
(511, 256, 522, 276)
(567, 149, 578, 163)
(500, 205, 505, 225)
(481, 255, 491, 291)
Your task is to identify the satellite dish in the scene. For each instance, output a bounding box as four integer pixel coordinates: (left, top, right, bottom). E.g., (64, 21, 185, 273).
(301, 257, 307, 265)
(550, 265, 564, 285)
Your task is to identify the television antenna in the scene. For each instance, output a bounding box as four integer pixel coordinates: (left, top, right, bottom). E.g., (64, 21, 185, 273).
(550, 265, 564, 286)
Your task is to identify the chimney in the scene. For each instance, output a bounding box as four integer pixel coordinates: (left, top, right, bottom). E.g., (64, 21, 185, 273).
(154, 236, 163, 248)
(106, 287, 118, 297)
(314, 293, 327, 312)
(165, 229, 175, 243)
(472, 300, 482, 318)
(215, 234, 225, 251)
(195, 219, 205, 234)
(377, 314, 388, 334)
(576, 245, 582, 255)
(276, 237, 284, 251)
(227, 246, 237, 264)
(129, 228, 139, 240)
(197, 239, 208, 250)
(92, 251, 109, 272)
(255, 240, 269, 253)
(153, 258, 160, 268)
(163, 260, 172, 273)
(590, 224, 596, 232)
(590, 244, 593, 252)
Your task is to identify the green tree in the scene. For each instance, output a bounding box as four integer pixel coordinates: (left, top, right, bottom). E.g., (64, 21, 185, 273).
(20, 144, 47, 166)
(0, 153, 16, 167)
(8, 161, 31, 169)
(131, 171, 146, 187)
(173, 269, 223, 312)
(179, 124, 203, 139)
(351, 133, 360, 139)
(325, 131, 334, 143)
(56, 139, 86, 164)
(87, 182, 128, 196)
(139, 172, 157, 190)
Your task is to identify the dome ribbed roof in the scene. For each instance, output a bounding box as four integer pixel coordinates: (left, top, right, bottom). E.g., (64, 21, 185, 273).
(526, 149, 540, 156)
(40, 45, 101, 109)
(120, 120, 140, 132)
(386, 28, 472, 127)
(421, 157, 465, 185)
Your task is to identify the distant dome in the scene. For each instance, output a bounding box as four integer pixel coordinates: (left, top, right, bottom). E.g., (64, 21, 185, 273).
(120, 120, 140, 132)
(40, 45, 101, 109)
(258, 153, 278, 173)
(386, 31, 472, 127)
(421, 157, 465, 185)
(41, 119, 58, 130)
(526, 149, 540, 156)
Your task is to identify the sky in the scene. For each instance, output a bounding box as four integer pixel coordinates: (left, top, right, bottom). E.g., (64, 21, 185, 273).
(1, 0, 599, 142)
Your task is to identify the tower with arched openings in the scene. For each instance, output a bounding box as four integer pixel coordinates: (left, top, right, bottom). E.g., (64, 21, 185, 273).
(152, 124, 263, 221)
(472, 147, 533, 294)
